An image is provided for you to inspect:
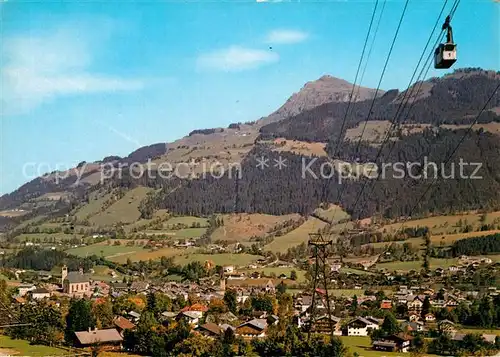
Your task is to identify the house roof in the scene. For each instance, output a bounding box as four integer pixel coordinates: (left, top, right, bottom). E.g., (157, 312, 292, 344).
(161, 311, 178, 318)
(128, 311, 141, 319)
(181, 303, 208, 312)
(238, 319, 267, 331)
(181, 311, 201, 319)
(226, 278, 274, 288)
(314, 315, 341, 324)
(373, 341, 397, 348)
(348, 317, 372, 327)
(31, 288, 50, 294)
(74, 329, 123, 345)
(113, 316, 135, 330)
(66, 272, 89, 284)
(198, 323, 222, 336)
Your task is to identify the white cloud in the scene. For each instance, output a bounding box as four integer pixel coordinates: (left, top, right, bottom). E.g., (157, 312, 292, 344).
(265, 29, 309, 44)
(1, 27, 144, 115)
(197, 46, 279, 72)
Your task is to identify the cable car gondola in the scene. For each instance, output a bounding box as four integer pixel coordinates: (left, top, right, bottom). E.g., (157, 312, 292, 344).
(434, 15, 457, 69)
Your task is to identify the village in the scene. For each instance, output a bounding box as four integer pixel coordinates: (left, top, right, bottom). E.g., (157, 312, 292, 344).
(2, 253, 500, 357)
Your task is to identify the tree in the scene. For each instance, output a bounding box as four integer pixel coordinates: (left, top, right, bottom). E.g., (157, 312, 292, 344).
(174, 333, 216, 356)
(65, 299, 95, 344)
(276, 281, 287, 296)
(223, 290, 238, 314)
(0, 279, 10, 306)
(251, 294, 274, 314)
(421, 296, 431, 319)
(133, 311, 159, 354)
(351, 295, 358, 315)
(381, 313, 401, 337)
(411, 333, 426, 354)
(92, 299, 114, 329)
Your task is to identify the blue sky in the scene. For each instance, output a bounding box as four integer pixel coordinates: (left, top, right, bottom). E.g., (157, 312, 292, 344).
(1, 0, 498, 195)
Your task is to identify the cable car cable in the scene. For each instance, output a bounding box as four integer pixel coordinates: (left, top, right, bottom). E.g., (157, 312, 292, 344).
(337, 0, 460, 233)
(379, 82, 500, 240)
(323, 0, 410, 228)
(351, 0, 388, 109)
(340, 0, 461, 232)
(329, 0, 381, 159)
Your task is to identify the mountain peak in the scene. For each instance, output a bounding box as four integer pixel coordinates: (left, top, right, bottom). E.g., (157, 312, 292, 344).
(261, 75, 383, 124)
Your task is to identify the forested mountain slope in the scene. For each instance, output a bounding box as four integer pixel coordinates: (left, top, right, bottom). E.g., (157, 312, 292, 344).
(1, 68, 499, 227)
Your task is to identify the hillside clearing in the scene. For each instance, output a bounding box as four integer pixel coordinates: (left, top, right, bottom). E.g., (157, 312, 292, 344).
(174, 253, 263, 267)
(211, 213, 301, 242)
(379, 211, 500, 235)
(265, 217, 328, 253)
(89, 187, 153, 226)
(313, 204, 350, 223)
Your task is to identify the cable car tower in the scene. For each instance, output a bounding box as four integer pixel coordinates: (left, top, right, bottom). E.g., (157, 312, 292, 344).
(434, 15, 457, 69)
(306, 233, 336, 340)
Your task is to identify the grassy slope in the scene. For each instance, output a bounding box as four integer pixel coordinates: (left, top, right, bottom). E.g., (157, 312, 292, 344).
(265, 217, 328, 253)
(240, 267, 307, 282)
(89, 187, 153, 226)
(142, 228, 207, 239)
(74, 192, 114, 221)
(0, 335, 67, 356)
(313, 204, 350, 223)
(340, 336, 440, 357)
(211, 213, 301, 243)
(380, 211, 500, 235)
(174, 253, 263, 266)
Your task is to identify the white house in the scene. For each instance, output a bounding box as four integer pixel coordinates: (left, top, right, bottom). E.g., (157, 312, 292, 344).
(178, 311, 201, 326)
(347, 317, 377, 336)
(30, 288, 51, 300)
(17, 284, 36, 297)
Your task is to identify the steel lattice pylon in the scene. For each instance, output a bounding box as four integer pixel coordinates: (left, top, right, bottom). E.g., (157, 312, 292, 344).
(307, 232, 336, 341)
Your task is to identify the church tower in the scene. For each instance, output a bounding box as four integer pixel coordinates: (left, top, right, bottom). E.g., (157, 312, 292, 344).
(61, 265, 68, 287)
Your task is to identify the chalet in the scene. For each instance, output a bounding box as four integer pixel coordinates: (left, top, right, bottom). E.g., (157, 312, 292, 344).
(431, 300, 446, 309)
(177, 311, 201, 325)
(372, 334, 412, 353)
(347, 317, 379, 336)
(308, 315, 342, 335)
(401, 321, 425, 332)
(74, 328, 123, 350)
(196, 323, 223, 338)
(407, 296, 424, 311)
(380, 300, 392, 309)
(445, 296, 459, 309)
(113, 316, 135, 336)
(408, 312, 419, 322)
(425, 313, 436, 322)
(438, 319, 457, 334)
(29, 288, 51, 300)
(236, 319, 267, 339)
